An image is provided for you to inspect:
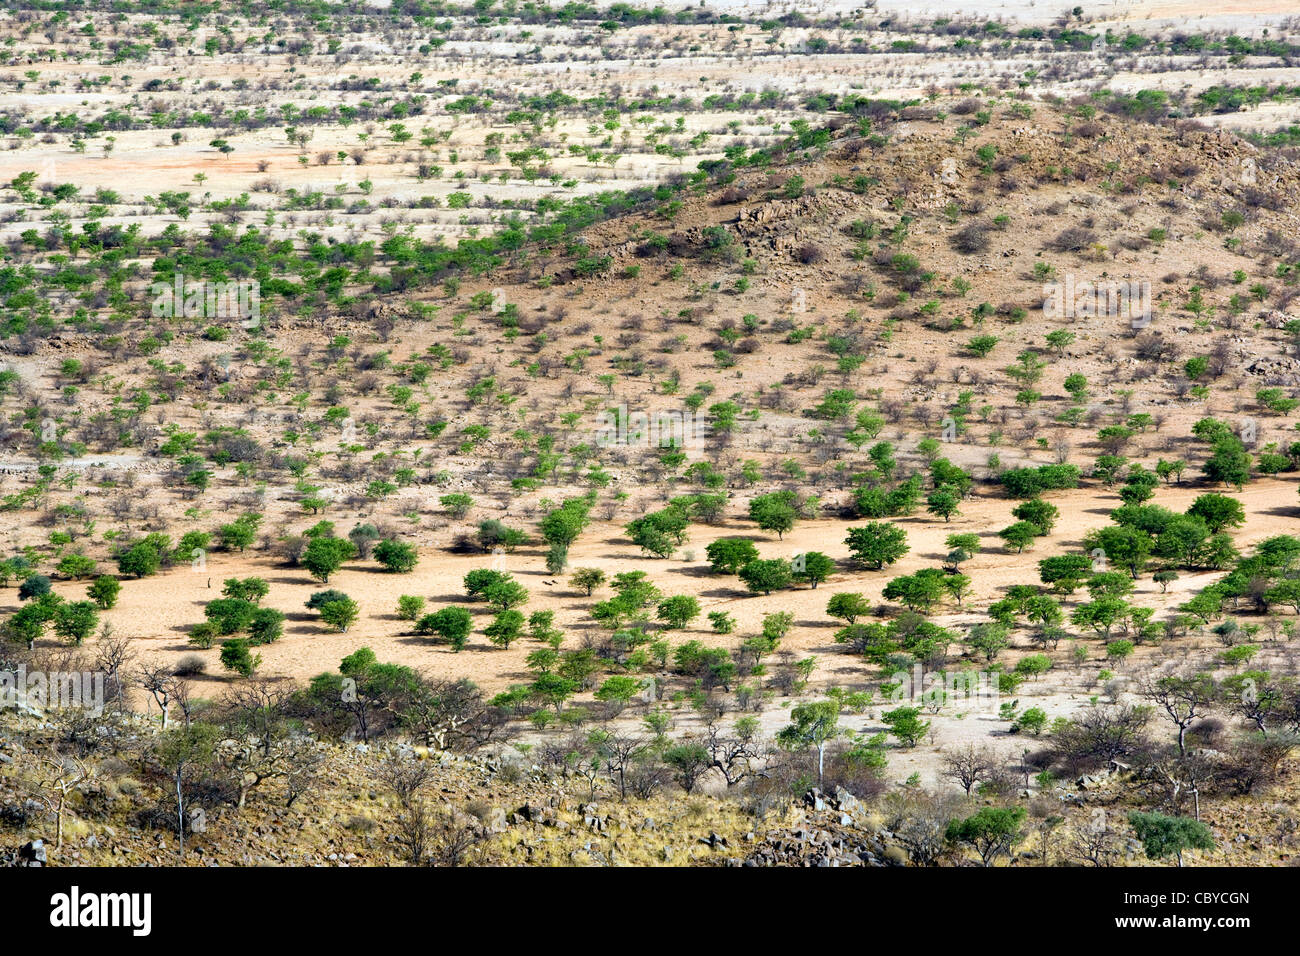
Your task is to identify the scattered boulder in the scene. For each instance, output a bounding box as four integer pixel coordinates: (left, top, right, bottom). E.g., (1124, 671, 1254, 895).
(19, 839, 46, 866)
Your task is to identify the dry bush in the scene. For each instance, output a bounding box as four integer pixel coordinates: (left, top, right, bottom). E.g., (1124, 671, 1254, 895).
(1048, 226, 1097, 252)
(794, 243, 825, 265)
(951, 220, 991, 254)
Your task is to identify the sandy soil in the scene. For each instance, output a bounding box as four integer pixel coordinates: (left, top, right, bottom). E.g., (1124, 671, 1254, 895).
(3, 1, 1300, 796)
(11, 476, 1292, 784)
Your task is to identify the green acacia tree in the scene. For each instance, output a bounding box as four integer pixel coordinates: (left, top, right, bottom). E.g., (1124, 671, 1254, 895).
(485, 609, 525, 649)
(965, 622, 1010, 663)
(301, 536, 356, 583)
(1083, 525, 1153, 578)
(625, 517, 675, 558)
(826, 592, 870, 624)
(998, 521, 1039, 553)
(53, 601, 99, 646)
(656, 595, 700, 629)
(220, 638, 261, 678)
(792, 551, 835, 588)
(9, 602, 53, 649)
(663, 741, 712, 793)
(1071, 596, 1130, 640)
(219, 514, 259, 551)
(373, 539, 418, 573)
(594, 675, 643, 713)
(248, 608, 286, 645)
(222, 577, 269, 603)
(776, 700, 840, 784)
(1012, 498, 1059, 534)
(944, 532, 981, 571)
(568, 567, 606, 596)
(1187, 493, 1245, 533)
(882, 570, 946, 613)
(844, 522, 909, 570)
(464, 569, 507, 599)
(439, 493, 474, 518)
(1202, 438, 1252, 490)
(540, 497, 593, 553)
(205, 598, 259, 635)
(1039, 554, 1094, 594)
(87, 575, 121, 610)
(116, 540, 163, 578)
(56, 553, 97, 580)
(882, 706, 930, 747)
(1128, 811, 1215, 867)
(705, 538, 759, 574)
(530, 672, 578, 713)
(415, 606, 473, 651)
(396, 595, 425, 621)
(926, 488, 962, 522)
(748, 492, 798, 539)
(946, 806, 1027, 867)
(318, 598, 359, 633)
(483, 577, 529, 612)
(708, 610, 736, 634)
(738, 558, 792, 595)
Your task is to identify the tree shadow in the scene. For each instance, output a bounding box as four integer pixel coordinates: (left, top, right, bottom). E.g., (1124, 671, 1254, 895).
(425, 592, 470, 605)
(1260, 506, 1299, 518)
(699, 586, 746, 600)
(664, 564, 722, 579)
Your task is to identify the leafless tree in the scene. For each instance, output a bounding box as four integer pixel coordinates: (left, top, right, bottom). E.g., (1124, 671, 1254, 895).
(93, 625, 134, 712)
(283, 743, 326, 808)
(137, 665, 178, 729)
(401, 677, 502, 751)
(1138, 672, 1217, 756)
(216, 681, 317, 809)
(1051, 703, 1151, 776)
(942, 743, 997, 795)
(34, 750, 94, 850)
(170, 677, 196, 728)
(375, 751, 433, 809)
(706, 724, 765, 788)
(429, 808, 482, 866)
(882, 788, 966, 866)
(1071, 812, 1123, 866)
(395, 800, 432, 864)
